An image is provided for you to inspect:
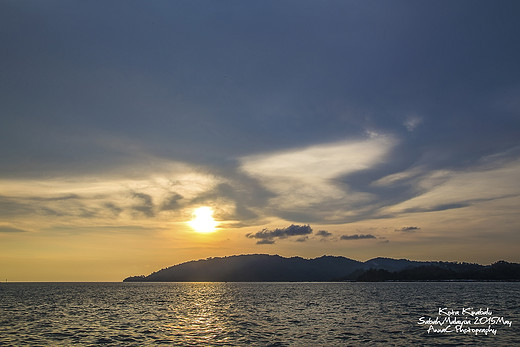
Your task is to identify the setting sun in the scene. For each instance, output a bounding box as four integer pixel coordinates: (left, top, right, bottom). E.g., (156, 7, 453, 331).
(188, 207, 218, 233)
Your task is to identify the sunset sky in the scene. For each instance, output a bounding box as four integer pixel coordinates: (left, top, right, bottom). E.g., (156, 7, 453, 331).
(1, 1, 520, 281)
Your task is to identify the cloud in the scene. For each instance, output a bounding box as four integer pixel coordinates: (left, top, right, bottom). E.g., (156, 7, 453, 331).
(256, 239, 275, 245)
(240, 136, 396, 223)
(403, 116, 422, 131)
(43, 225, 159, 235)
(371, 166, 424, 187)
(395, 226, 420, 232)
(340, 234, 376, 240)
(187, 182, 268, 224)
(28, 194, 81, 202)
(401, 203, 469, 213)
(383, 156, 520, 216)
(40, 207, 65, 217)
(160, 193, 184, 211)
(0, 196, 36, 217)
(104, 202, 123, 216)
(0, 161, 247, 241)
(246, 224, 313, 244)
(0, 226, 28, 233)
(316, 230, 332, 237)
(241, 137, 394, 181)
(131, 192, 155, 218)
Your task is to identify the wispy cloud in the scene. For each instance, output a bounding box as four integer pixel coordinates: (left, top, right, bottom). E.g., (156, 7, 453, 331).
(340, 234, 376, 240)
(103, 202, 123, 216)
(316, 230, 332, 238)
(0, 226, 28, 233)
(240, 136, 396, 223)
(131, 192, 155, 218)
(403, 116, 422, 131)
(371, 166, 424, 187)
(256, 239, 275, 245)
(395, 226, 421, 232)
(0, 161, 226, 230)
(160, 193, 184, 211)
(42, 225, 160, 235)
(383, 156, 520, 216)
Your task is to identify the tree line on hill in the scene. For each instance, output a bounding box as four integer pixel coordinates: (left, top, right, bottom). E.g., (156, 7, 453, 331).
(348, 261, 520, 281)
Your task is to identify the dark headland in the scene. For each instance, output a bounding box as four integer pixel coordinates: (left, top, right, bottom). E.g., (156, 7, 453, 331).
(123, 254, 520, 282)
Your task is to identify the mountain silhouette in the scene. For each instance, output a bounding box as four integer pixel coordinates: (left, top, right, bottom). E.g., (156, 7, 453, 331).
(123, 254, 520, 282)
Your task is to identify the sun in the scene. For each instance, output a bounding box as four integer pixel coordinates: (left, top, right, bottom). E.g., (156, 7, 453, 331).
(188, 207, 218, 233)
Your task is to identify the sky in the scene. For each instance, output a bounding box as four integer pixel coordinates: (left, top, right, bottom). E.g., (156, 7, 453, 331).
(1, 1, 520, 281)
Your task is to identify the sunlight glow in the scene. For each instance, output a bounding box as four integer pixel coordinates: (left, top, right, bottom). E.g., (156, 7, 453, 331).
(188, 207, 218, 233)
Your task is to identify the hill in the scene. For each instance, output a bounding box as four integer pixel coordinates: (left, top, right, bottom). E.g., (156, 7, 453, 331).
(123, 254, 520, 282)
(124, 254, 362, 282)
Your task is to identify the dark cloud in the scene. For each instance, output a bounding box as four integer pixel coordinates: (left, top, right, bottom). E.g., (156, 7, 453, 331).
(160, 193, 184, 211)
(340, 234, 376, 240)
(231, 204, 259, 223)
(0, 196, 35, 217)
(401, 203, 468, 213)
(296, 236, 309, 242)
(1, 1, 517, 181)
(401, 194, 520, 214)
(78, 208, 96, 219)
(1, 194, 110, 219)
(104, 202, 122, 216)
(44, 225, 159, 235)
(28, 194, 81, 201)
(316, 230, 332, 237)
(246, 224, 313, 244)
(40, 206, 65, 217)
(131, 192, 154, 218)
(396, 226, 421, 232)
(256, 239, 275, 245)
(0, 226, 28, 233)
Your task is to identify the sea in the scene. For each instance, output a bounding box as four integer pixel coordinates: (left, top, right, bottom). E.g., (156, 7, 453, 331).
(1, 282, 519, 346)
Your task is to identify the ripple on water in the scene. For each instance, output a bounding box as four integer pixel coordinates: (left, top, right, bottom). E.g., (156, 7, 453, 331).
(1, 282, 519, 346)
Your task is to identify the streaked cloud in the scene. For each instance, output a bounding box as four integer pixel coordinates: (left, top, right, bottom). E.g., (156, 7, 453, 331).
(340, 234, 376, 240)
(0, 226, 28, 233)
(383, 156, 520, 216)
(131, 192, 155, 218)
(160, 193, 184, 211)
(240, 136, 396, 222)
(0, 160, 226, 231)
(403, 116, 423, 132)
(241, 136, 395, 181)
(372, 166, 424, 187)
(316, 230, 332, 238)
(256, 239, 275, 245)
(395, 226, 421, 232)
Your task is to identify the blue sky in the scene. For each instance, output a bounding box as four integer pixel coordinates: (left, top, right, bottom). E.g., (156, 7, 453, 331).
(1, 1, 520, 280)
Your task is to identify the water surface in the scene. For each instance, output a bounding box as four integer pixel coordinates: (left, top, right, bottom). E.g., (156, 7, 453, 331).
(1, 282, 519, 346)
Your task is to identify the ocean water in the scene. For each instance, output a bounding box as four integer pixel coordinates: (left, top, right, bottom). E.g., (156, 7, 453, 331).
(1, 282, 519, 346)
